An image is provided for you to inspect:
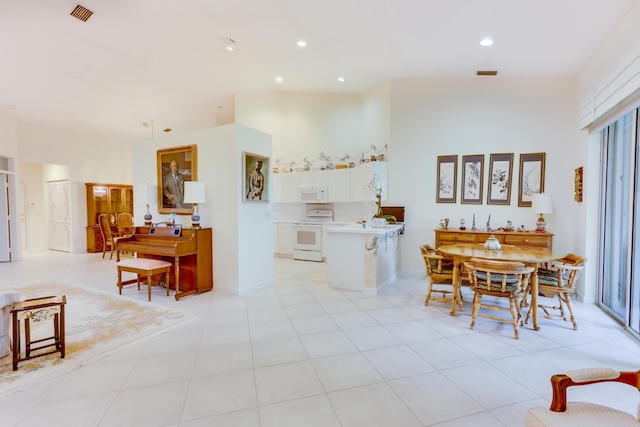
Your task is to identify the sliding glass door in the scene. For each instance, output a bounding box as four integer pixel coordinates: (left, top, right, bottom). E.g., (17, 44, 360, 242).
(599, 110, 639, 334)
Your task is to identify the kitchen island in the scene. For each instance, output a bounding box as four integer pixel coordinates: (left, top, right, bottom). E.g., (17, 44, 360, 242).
(325, 223, 404, 294)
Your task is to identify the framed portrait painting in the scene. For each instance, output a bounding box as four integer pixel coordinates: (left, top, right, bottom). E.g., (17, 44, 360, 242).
(461, 154, 484, 204)
(243, 152, 269, 203)
(157, 145, 197, 215)
(436, 155, 457, 203)
(487, 153, 514, 205)
(518, 152, 546, 207)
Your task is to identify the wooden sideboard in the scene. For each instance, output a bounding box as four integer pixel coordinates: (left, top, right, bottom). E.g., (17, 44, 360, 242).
(435, 229, 553, 252)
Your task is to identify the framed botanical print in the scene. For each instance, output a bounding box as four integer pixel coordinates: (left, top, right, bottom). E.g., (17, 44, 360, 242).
(436, 155, 458, 203)
(461, 154, 484, 204)
(518, 152, 546, 207)
(243, 152, 269, 202)
(487, 153, 514, 205)
(157, 145, 196, 215)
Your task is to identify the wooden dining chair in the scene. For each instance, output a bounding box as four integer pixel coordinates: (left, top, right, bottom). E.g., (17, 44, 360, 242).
(523, 253, 585, 330)
(98, 213, 116, 259)
(420, 244, 463, 310)
(526, 367, 640, 426)
(116, 212, 135, 236)
(464, 258, 533, 339)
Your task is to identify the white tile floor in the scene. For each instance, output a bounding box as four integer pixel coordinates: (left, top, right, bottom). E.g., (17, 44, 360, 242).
(1, 248, 640, 426)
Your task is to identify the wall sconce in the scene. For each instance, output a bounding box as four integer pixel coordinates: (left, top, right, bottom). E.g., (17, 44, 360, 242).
(183, 181, 206, 229)
(532, 193, 553, 233)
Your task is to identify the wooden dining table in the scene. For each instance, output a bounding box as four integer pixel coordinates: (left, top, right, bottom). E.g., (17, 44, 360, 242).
(437, 243, 557, 331)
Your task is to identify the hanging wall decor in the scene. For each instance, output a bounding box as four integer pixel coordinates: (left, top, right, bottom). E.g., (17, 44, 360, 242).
(518, 152, 546, 207)
(157, 145, 197, 215)
(461, 154, 484, 204)
(436, 155, 458, 203)
(574, 166, 583, 202)
(487, 153, 514, 205)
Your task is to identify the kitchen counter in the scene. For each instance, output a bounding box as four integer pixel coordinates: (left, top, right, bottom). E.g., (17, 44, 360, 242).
(325, 224, 404, 294)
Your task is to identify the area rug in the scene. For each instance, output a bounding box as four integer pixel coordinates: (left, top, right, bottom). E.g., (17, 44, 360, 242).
(0, 283, 192, 396)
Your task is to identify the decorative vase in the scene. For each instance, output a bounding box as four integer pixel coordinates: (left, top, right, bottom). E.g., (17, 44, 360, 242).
(484, 234, 502, 251)
(143, 204, 152, 226)
(372, 217, 387, 228)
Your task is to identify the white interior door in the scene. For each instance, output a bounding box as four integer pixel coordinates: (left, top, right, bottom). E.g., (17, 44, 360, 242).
(47, 180, 71, 252)
(0, 173, 10, 261)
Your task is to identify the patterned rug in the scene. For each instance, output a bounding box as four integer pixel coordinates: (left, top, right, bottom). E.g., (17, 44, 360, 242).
(0, 283, 192, 396)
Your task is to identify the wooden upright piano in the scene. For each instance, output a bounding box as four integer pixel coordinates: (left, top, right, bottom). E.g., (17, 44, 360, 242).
(116, 226, 213, 300)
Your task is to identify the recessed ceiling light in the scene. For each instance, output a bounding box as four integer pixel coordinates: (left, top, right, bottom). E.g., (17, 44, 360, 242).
(337, 77, 345, 82)
(296, 40, 307, 47)
(275, 77, 283, 83)
(480, 38, 494, 47)
(225, 46, 234, 52)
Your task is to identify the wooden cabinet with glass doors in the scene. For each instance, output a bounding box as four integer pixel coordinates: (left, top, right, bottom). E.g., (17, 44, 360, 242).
(85, 183, 134, 253)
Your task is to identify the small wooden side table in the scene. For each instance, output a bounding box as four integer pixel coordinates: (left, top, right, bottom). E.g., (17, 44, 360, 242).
(11, 295, 66, 371)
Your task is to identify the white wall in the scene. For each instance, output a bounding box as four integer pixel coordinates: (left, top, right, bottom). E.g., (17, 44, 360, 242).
(16, 123, 133, 253)
(236, 91, 365, 164)
(237, 79, 581, 271)
(390, 78, 580, 270)
(132, 124, 273, 294)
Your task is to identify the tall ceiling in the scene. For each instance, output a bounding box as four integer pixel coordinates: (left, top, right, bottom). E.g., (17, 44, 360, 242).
(1, 0, 637, 142)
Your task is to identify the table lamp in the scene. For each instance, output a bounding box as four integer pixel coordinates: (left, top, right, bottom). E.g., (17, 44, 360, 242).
(183, 181, 206, 229)
(532, 193, 552, 233)
(144, 185, 157, 226)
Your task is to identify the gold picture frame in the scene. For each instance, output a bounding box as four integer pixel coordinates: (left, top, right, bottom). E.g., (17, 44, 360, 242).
(157, 145, 197, 215)
(243, 152, 269, 203)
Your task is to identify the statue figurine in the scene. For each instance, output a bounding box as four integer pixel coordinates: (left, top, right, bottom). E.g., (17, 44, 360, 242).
(444, 218, 449, 230)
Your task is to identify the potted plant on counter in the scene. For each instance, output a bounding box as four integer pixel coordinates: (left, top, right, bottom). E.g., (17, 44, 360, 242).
(368, 174, 396, 226)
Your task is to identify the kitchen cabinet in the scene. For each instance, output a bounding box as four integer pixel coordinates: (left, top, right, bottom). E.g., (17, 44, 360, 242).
(85, 183, 134, 253)
(271, 162, 387, 203)
(327, 169, 350, 202)
(321, 222, 352, 257)
(349, 162, 387, 202)
(298, 170, 328, 187)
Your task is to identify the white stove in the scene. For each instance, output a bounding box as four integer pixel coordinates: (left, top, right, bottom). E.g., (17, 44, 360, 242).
(292, 208, 333, 261)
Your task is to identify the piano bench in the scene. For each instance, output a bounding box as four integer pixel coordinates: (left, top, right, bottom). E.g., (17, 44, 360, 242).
(116, 258, 172, 302)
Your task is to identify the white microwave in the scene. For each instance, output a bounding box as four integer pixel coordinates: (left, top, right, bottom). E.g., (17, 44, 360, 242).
(300, 185, 328, 203)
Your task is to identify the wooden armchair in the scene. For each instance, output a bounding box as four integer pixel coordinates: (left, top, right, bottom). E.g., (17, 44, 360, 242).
(98, 213, 116, 259)
(420, 244, 462, 310)
(526, 367, 640, 426)
(464, 258, 533, 339)
(524, 253, 585, 330)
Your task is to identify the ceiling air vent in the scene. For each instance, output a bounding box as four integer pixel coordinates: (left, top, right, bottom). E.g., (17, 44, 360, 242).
(477, 70, 498, 76)
(70, 5, 94, 22)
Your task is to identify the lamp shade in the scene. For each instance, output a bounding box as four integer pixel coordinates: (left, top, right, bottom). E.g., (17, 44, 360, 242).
(183, 181, 206, 204)
(531, 193, 553, 214)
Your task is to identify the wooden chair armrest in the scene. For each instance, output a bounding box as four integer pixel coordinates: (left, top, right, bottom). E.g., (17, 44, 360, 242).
(549, 369, 640, 412)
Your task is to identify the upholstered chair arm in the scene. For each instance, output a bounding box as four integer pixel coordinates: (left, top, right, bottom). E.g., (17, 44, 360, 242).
(549, 368, 640, 412)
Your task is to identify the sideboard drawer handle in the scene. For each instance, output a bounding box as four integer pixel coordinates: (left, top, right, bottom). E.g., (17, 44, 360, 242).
(524, 239, 529, 243)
